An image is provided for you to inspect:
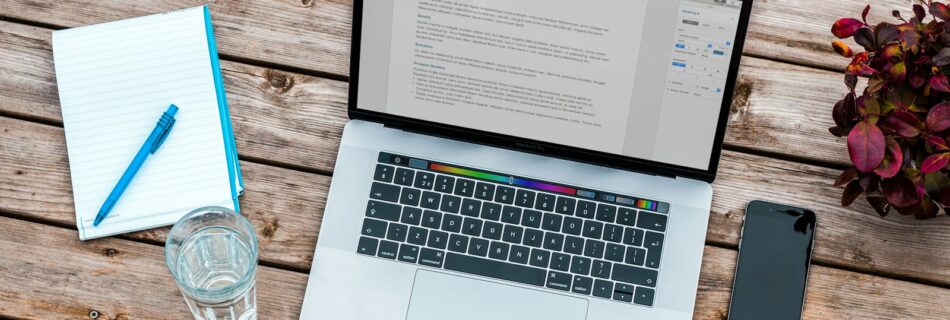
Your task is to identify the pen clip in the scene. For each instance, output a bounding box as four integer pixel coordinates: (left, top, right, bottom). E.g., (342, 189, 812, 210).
(150, 116, 176, 154)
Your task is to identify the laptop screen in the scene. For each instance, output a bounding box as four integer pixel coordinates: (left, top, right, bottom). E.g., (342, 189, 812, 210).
(355, 0, 745, 170)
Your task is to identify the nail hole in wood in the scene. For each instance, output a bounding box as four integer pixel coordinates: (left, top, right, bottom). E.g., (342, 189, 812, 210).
(89, 310, 99, 319)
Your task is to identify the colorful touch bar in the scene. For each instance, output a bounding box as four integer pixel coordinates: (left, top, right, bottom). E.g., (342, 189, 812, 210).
(635, 199, 658, 211)
(511, 178, 577, 195)
(429, 163, 509, 184)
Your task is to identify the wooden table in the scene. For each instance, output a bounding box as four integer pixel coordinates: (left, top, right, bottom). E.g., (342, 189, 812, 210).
(0, 0, 947, 318)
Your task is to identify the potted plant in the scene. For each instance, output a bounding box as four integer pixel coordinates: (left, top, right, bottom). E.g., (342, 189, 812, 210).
(830, 2, 950, 219)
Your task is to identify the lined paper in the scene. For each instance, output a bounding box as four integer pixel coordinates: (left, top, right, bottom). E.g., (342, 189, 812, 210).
(53, 7, 235, 240)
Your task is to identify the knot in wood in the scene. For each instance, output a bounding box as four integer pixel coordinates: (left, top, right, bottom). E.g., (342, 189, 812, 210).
(104, 248, 117, 257)
(265, 70, 295, 94)
(301, 0, 315, 7)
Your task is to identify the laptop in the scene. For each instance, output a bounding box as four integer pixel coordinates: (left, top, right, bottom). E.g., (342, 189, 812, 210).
(301, 0, 752, 319)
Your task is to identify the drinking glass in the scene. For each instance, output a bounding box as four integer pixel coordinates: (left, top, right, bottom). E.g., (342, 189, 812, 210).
(165, 206, 259, 320)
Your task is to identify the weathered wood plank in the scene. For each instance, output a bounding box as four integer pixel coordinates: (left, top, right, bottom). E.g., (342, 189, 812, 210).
(0, 215, 307, 319)
(1, 214, 947, 319)
(0, 116, 326, 270)
(0, 0, 353, 76)
(0, 20, 350, 173)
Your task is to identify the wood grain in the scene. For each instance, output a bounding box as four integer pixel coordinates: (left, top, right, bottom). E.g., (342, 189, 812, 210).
(0, 0, 353, 76)
(0, 116, 326, 270)
(1, 214, 946, 319)
(0, 215, 308, 319)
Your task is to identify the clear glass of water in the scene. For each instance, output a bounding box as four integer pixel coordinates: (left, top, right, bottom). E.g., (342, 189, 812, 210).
(165, 206, 259, 320)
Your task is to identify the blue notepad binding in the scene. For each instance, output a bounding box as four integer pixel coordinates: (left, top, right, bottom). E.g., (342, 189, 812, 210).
(204, 5, 245, 211)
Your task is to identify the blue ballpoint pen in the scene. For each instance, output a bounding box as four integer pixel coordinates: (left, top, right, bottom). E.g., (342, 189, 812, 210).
(93, 104, 179, 227)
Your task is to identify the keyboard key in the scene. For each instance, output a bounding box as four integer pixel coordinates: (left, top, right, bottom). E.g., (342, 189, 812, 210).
(357, 236, 378, 256)
(440, 195, 461, 214)
(387, 223, 408, 242)
(593, 279, 613, 299)
(546, 271, 571, 291)
(445, 252, 546, 287)
(481, 202, 502, 221)
(644, 231, 664, 269)
(474, 182, 495, 201)
(564, 236, 584, 255)
(562, 217, 583, 235)
(584, 239, 605, 258)
(543, 232, 564, 251)
(555, 197, 576, 215)
(576, 200, 596, 219)
(454, 179, 475, 197)
(414, 171, 435, 190)
(522, 210, 542, 228)
(407, 226, 428, 246)
(460, 198, 482, 217)
(495, 186, 516, 204)
(572, 275, 593, 295)
(374, 164, 394, 183)
(420, 191, 441, 210)
(591, 260, 612, 279)
(427, 230, 448, 249)
(501, 206, 522, 224)
(401, 207, 422, 225)
(613, 283, 634, 302)
(605, 243, 625, 262)
(441, 214, 462, 233)
(625, 247, 646, 266)
(617, 208, 637, 226)
(435, 175, 455, 193)
(582, 220, 604, 239)
(369, 182, 400, 202)
(515, 189, 536, 208)
(488, 241, 510, 260)
(400, 188, 421, 206)
(529, 248, 551, 268)
(612, 264, 659, 287)
(535, 193, 556, 211)
(394, 168, 414, 186)
(603, 224, 623, 243)
(509, 245, 531, 264)
(502, 225, 524, 244)
(541, 213, 563, 232)
(596, 204, 617, 223)
(377, 240, 398, 259)
(550, 252, 570, 271)
(637, 211, 668, 232)
(523, 229, 543, 248)
(361, 218, 387, 238)
(462, 218, 483, 236)
(366, 200, 401, 221)
(483, 221, 503, 240)
(398, 244, 419, 263)
(469, 238, 490, 257)
(448, 234, 469, 253)
(623, 228, 644, 246)
(571, 256, 591, 275)
(421, 210, 442, 229)
(419, 248, 445, 268)
(634, 287, 656, 306)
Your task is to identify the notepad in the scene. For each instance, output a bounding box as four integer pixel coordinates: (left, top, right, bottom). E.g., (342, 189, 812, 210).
(52, 6, 244, 240)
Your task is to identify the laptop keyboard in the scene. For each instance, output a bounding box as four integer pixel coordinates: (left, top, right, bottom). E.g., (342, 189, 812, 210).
(356, 152, 670, 307)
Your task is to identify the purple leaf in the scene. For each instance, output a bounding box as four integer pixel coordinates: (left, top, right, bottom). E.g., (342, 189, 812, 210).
(921, 152, 950, 174)
(873, 138, 903, 178)
(847, 120, 886, 173)
(926, 101, 950, 131)
(832, 18, 864, 38)
(882, 176, 921, 207)
(842, 180, 863, 206)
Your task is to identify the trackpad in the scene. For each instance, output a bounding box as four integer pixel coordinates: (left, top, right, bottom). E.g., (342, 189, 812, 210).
(406, 270, 588, 320)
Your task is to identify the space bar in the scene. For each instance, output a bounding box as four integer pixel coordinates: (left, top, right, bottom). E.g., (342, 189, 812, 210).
(444, 253, 546, 287)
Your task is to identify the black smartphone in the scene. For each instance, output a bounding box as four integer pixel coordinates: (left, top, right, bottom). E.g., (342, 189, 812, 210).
(727, 200, 817, 320)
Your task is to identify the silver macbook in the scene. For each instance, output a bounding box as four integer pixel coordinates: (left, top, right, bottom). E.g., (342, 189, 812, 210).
(301, 0, 752, 319)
